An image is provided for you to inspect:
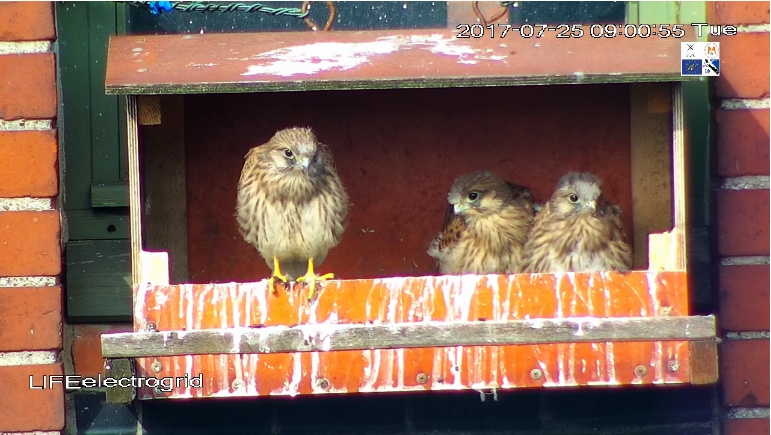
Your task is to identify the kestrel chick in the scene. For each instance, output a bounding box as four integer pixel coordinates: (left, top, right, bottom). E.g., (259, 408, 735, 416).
(236, 127, 349, 300)
(427, 170, 536, 275)
(522, 172, 633, 273)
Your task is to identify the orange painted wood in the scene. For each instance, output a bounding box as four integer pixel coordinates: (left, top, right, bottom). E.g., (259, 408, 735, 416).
(133, 271, 693, 399)
(105, 28, 696, 95)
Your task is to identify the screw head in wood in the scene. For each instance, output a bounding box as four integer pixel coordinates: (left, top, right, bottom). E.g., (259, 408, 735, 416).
(634, 365, 647, 377)
(232, 379, 245, 390)
(530, 368, 543, 380)
(150, 360, 163, 373)
(316, 378, 330, 390)
(668, 359, 680, 372)
(416, 373, 429, 384)
(145, 322, 158, 332)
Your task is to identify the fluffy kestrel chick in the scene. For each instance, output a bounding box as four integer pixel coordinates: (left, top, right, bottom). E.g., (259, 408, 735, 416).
(236, 127, 349, 300)
(522, 172, 633, 273)
(427, 170, 536, 275)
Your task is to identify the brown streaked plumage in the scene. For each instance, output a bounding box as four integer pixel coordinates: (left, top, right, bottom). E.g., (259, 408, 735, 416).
(236, 127, 349, 299)
(427, 170, 537, 275)
(522, 172, 633, 273)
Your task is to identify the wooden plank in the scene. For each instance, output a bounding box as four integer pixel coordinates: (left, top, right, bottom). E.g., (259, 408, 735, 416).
(629, 83, 673, 269)
(104, 358, 136, 404)
(91, 181, 129, 208)
(141, 95, 189, 283)
(65, 239, 130, 288)
(102, 315, 716, 358)
(126, 95, 143, 285)
(125, 271, 697, 398)
(672, 83, 688, 270)
(57, 2, 94, 212)
(88, 2, 122, 186)
(139, 251, 169, 286)
(65, 239, 132, 322)
(648, 229, 679, 271)
(104, 28, 697, 95)
(66, 209, 130, 240)
(138, 95, 161, 125)
(688, 340, 718, 385)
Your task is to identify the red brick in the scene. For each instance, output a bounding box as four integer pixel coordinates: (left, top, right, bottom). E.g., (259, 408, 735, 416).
(717, 190, 770, 256)
(716, 109, 770, 176)
(0, 53, 57, 120)
(708, 1, 770, 25)
(0, 287, 62, 351)
(719, 265, 770, 331)
(0, 364, 64, 431)
(0, 211, 61, 276)
(721, 339, 770, 407)
(724, 418, 771, 435)
(0, 130, 59, 197)
(72, 324, 132, 378)
(0, 2, 55, 41)
(714, 33, 770, 99)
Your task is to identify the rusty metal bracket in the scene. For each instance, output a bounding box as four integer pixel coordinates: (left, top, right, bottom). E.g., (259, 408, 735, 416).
(471, 1, 508, 26)
(301, 1, 336, 31)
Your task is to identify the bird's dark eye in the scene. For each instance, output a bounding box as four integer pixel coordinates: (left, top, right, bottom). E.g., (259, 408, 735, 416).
(568, 194, 579, 203)
(283, 149, 294, 159)
(467, 191, 479, 201)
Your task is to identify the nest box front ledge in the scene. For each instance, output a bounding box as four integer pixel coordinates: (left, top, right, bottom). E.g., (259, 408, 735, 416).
(100, 249, 717, 402)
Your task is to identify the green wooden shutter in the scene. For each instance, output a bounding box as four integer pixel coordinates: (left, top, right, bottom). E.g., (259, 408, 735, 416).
(58, 1, 132, 322)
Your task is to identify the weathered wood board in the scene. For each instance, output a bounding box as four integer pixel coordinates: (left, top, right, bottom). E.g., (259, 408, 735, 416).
(104, 28, 697, 95)
(132, 271, 696, 399)
(104, 316, 716, 358)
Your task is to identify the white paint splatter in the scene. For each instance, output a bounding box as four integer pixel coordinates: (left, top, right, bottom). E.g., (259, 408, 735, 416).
(241, 34, 506, 77)
(242, 40, 401, 76)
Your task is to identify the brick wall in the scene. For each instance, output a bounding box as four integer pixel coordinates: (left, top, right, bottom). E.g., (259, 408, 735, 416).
(708, 2, 771, 434)
(0, 2, 64, 434)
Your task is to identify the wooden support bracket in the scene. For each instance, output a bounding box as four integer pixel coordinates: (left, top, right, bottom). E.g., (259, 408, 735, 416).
(688, 339, 720, 385)
(104, 358, 136, 404)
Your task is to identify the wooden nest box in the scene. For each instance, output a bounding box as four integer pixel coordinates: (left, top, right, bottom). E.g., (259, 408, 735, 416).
(99, 25, 718, 403)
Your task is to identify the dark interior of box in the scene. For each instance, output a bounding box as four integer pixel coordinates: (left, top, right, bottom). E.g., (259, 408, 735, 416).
(143, 83, 639, 284)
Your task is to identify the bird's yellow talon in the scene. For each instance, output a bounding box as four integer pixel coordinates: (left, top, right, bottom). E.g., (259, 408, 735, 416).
(296, 258, 334, 301)
(268, 256, 290, 296)
(267, 276, 281, 295)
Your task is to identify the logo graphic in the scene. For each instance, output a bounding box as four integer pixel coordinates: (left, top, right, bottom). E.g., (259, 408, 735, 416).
(684, 42, 696, 58)
(704, 42, 719, 58)
(681, 42, 720, 76)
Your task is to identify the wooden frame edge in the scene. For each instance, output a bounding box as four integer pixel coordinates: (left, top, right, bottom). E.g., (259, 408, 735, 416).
(672, 82, 688, 270)
(127, 95, 143, 286)
(630, 82, 674, 271)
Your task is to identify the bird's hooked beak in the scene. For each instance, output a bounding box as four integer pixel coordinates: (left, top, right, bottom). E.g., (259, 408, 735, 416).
(585, 200, 597, 216)
(453, 202, 468, 214)
(298, 156, 317, 176)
